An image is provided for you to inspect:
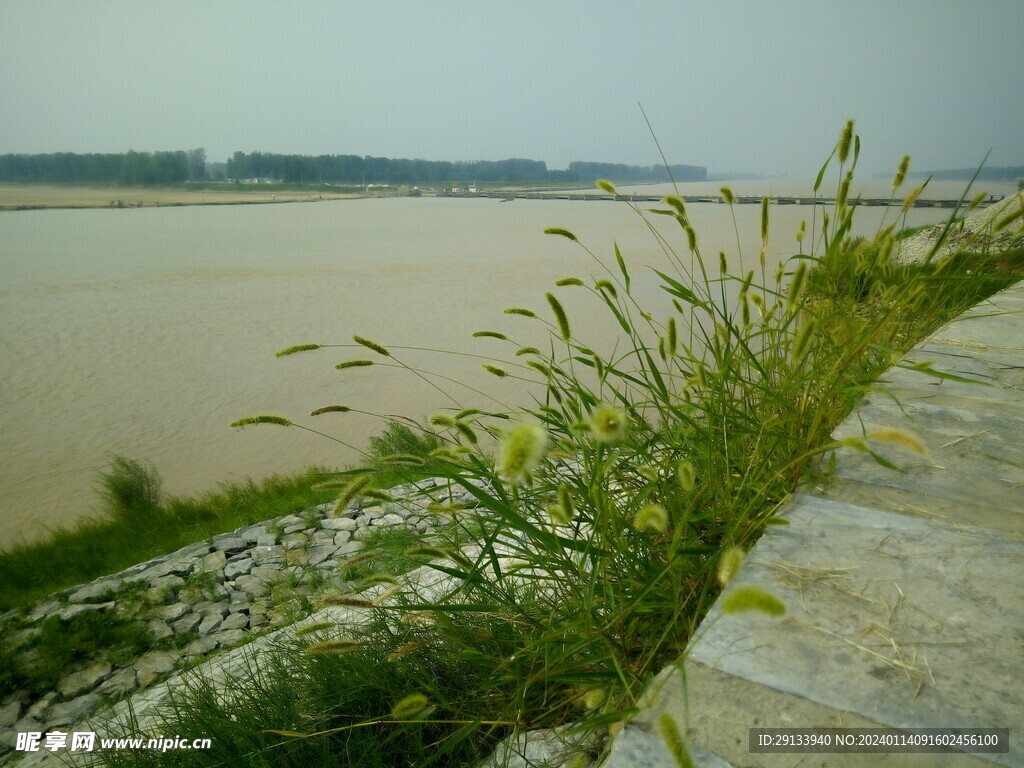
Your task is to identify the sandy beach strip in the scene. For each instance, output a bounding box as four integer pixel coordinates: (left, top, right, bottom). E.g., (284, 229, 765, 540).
(0, 183, 369, 211)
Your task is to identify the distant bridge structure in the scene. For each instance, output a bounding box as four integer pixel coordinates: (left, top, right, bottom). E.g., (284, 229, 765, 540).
(434, 191, 1005, 209)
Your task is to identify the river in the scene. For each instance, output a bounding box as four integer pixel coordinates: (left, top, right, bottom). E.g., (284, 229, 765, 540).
(1, 179, 1012, 545)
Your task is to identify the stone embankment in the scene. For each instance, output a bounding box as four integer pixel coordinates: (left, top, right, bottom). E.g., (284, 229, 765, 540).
(0, 477, 479, 764)
(894, 192, 1023, 265)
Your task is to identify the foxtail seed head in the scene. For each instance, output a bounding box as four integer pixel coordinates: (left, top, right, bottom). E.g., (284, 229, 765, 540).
(498, 422, 548, 484)
(583, 688, 607, 710)
(721, 585, 786, 616)
(335, 359, 374, 370)
(837, 170, 852, 210)
(717, 546, 745, 586)
(275, 343, 321, 357)
(430, 414, 457, 428)
(230, 414, 292, 428)
(310, 405, 351, 416)
(677, 461, 695, 492)
(378, 454, 426, 466)
(453, 422, 478, 444)
(633, 503, 668, 533)
(388, 643, 423, 661)
(472, 330, 508, 340)
(482, 364, 508, 377)
(555, 277, 585, 287)
(352, 335, 390, 357)
(333, 474, 373, 514)
(589, 403, 628, 443)
(548, 504, 572, 525)
(966, 191, 988, 213)
(391, 694, 432, 720)
(526, 360, 552, 377)
(403, 545, 451, 560)
(893, 154, 910, 188)
(427, 447, 463, 462)
(594, 279, 617, 298)
(866, 427, 928, 456)
(321, 595, 374, 608)
(837, 119, 855, 164)
(557, 484, 575, 519)
(901, 184, 925, 214)
(665, 195, 687, 217)
(656, 713, 696, 768)
(544, 227, 579, 242)
(546, 292, 572, 341)
(504, 307, 536, 318)
(685, 225, 697, 252)
(596, 179, 616, 195)
(791, 318, 818, 362)
(787, 262, 808, 312)
(720, 186, 735, 205)
(760, 196, 769, 241)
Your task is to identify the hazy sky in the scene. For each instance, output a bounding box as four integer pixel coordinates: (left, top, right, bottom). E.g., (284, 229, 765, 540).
(1, 1, 1020, 177)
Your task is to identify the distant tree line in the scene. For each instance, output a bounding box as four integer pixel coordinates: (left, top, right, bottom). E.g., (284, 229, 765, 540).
(225, 153, 574, 184)
(226, 153, 707, 185)
(910, 166, 1024, 182)
(567, 162, 706, 183)
(0, 149, 207, 184)
(0, 148, 709, 186)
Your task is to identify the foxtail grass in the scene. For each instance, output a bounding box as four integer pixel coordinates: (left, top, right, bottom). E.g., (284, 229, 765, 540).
(99, 125, 1021, 768)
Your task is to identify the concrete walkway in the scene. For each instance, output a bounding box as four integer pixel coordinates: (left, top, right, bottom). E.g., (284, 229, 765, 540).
(603, 283, 1024, 767)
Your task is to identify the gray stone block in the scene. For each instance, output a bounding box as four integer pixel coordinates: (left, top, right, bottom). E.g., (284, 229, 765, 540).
(157, 602, 190, 622)
(58, 602, 115, 622)
(219, 613, 249, 631)
(134, 651, 178, 688)
(233, 575, 269, 598)
(96, 667, 138, 698)
(197, 614, 223, 635)
(57, 662, 112, 700)
(45, 693, 102, 728)
(211, 536, 250, 552)
(171, 612, 201, 634)
(183, 636, 218, 657)
(0, 701, 21, 729)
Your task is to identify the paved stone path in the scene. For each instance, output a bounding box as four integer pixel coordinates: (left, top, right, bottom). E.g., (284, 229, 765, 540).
(602, 283, 1024, 767)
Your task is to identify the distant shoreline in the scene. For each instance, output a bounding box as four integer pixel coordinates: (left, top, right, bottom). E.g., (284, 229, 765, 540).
(0, 183, 379, 211)
(0, 181, 663, 212)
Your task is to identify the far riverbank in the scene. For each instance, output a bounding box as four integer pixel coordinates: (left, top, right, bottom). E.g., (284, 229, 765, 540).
(0, 183, 373, 211)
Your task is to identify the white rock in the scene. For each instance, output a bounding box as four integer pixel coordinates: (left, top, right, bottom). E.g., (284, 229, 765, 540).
(320, 517, 357, 532)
